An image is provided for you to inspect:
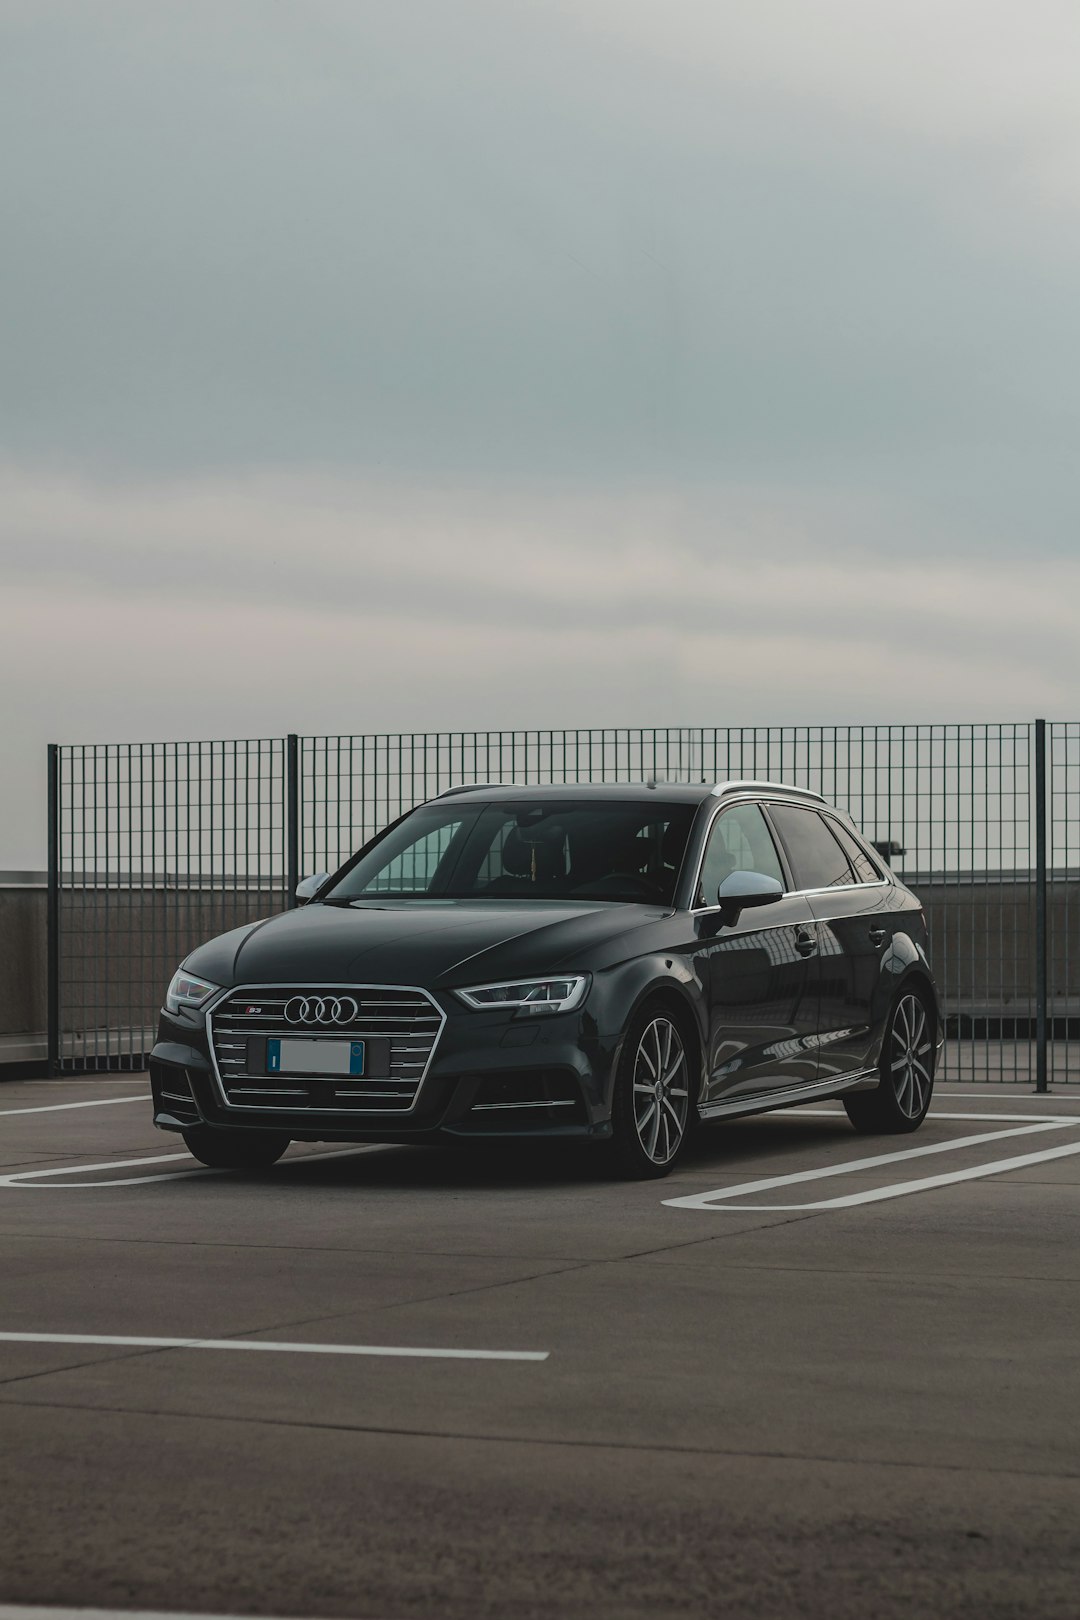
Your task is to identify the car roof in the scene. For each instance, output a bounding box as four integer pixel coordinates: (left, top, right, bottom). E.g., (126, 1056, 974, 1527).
(432, 780, 828, 808)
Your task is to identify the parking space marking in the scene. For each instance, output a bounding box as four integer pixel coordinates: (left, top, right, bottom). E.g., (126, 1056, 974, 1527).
(0, 1331, 549, 1363)
(0, 1152, 218, 1189)
(0, 1095, 150, 1117)
(0, 1144, 385, 1190)
(0, 1608, 298, 1620)
(0, 1606, 319, 1620)
(791, 1107, 1080, 1123)
(930, 1110, 1080, 1121)
(664, 1118, 1080, 1211)
(935, 1089, 1075, 1098)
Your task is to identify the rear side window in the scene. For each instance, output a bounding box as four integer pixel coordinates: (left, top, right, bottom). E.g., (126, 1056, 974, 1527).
(767, 804, 855, 891)
(827, 819, 885, 884)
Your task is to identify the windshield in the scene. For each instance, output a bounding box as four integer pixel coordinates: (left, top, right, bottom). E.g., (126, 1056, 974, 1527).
(323, 800, 696, 906)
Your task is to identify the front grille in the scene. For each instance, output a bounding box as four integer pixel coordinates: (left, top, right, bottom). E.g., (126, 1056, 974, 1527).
(208, 985, 445, 1113)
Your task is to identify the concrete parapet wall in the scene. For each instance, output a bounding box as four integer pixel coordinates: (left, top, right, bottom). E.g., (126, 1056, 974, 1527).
(912, 877, 1079, 1017)
(56, 883, 286, 1049)
(1, 873, 1078, 1061)
(0, 878, 47, 1039)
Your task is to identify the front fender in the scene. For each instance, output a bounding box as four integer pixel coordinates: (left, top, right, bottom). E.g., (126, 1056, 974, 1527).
(591, 955, 707, 1109)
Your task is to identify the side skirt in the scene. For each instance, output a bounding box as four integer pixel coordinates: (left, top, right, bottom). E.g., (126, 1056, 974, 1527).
(697, 1067, 879, 1122)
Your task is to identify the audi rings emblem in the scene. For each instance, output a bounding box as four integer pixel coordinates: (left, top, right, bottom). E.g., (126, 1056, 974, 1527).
(284, 995, 359, 1026)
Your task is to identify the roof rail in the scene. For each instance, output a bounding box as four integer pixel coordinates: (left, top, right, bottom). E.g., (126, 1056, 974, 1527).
(711, 779, 827, 805)
(433, 782, 506, 800)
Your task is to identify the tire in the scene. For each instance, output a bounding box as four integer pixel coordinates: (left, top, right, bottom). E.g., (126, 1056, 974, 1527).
(182, 1126, 290, 1170)
(844, 986, 935, 1135)
(609, 1003, 697, 1179)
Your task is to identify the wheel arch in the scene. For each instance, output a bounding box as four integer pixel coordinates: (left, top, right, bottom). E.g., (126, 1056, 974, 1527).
(610, 977, 706, 1109)
(896, 966, 938, 1020)
(871, 967, 941, 1075)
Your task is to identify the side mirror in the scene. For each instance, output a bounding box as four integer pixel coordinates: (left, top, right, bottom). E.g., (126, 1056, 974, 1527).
(716, 870, 784, 928)
(295, 871, 330, 904)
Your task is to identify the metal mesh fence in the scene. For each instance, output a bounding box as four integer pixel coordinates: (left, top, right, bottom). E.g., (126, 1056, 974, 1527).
(302, 726, 1036, 877)
(49, 722, 1076, 1081)
(50, 741, 287, 1071)
(1049, 723, 1080, 1084)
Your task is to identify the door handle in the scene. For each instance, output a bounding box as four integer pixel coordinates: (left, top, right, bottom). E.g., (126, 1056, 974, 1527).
(869, 927, 887, 947)
(795, 927, 818, 957)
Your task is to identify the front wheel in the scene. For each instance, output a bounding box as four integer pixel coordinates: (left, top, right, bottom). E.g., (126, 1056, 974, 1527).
(182, 1126, 290, 1170)
(609, 1006, 696, 1179)
(844, 988, 935, 1135)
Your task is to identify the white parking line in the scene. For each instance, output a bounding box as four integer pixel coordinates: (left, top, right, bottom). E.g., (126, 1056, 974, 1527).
(0, 1144, 384, 1190)
(935, 1089, 1070, 1097)
(0, 1152, 217, 1188)
(0, 1603, 339, 1620)
(931, 1110, 1080, 1122)
(792, 1108, 1080, 1123)
(0, 1095, 150, 1117)
(665, 1118, 1080, 1211)
(0, 1331, 548, 1363)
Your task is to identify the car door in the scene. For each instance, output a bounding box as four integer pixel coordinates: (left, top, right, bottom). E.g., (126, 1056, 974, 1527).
(809, 817, 908, 1084)
(692, 800, 820, 1108)
(765, 803, 886, 1086)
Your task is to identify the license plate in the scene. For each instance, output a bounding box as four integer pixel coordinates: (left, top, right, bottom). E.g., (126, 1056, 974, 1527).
(266, 1038, 366, 1077)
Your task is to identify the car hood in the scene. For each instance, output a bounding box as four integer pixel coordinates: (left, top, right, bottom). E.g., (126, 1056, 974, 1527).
(186, 898, 666, 991)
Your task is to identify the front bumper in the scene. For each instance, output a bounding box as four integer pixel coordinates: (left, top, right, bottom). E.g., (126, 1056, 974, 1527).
(150, 995, 618, 1143)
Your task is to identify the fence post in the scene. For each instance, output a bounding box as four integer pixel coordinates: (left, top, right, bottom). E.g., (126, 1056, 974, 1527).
(286, 734, 300, 909)
(46, 744, 60, 1077)
(1035, 718, 1048, 1093)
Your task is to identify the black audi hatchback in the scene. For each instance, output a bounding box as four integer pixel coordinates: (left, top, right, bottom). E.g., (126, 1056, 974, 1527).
(150, 780, 940, 1179)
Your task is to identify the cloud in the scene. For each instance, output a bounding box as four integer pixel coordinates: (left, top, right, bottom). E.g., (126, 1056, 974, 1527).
(566, 0, 1080, 209)
(1, 2, 1078, 862)
(1, 463, 1070, 716)
(2, 470, 1063, 868)
(2, 0, 1079, 516)
(1, 458, 1067, 865)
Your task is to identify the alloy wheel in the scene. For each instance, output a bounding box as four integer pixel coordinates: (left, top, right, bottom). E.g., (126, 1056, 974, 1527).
(890, 993, 934, 1119)
(632, 1016, 690, 1165)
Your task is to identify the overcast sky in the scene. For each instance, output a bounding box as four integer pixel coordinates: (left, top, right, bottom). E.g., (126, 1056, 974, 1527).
(3, 0, 1080, 865)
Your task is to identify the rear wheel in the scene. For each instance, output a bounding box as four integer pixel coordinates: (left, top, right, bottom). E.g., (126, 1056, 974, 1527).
(844, 987, 935, 1135)
(182, 1126, 290, 1170)
(610, 1005, 696, 1179)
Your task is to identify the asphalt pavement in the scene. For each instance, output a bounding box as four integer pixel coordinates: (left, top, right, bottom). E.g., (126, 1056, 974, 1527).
(1, 1077, 1079, 1620)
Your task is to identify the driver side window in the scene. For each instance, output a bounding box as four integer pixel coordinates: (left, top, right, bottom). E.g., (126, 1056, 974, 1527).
(697, 803, 785, 907)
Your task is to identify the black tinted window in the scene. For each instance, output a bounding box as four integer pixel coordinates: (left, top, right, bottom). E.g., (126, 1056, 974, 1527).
(325, 800, 696, 905)
(827, 819, 884, 884)
(768, 804, 855, 891)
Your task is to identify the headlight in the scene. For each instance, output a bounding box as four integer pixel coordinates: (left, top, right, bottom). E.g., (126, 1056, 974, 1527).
(455, 975, 589, 1016)
(164, 968, 221, 1016)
